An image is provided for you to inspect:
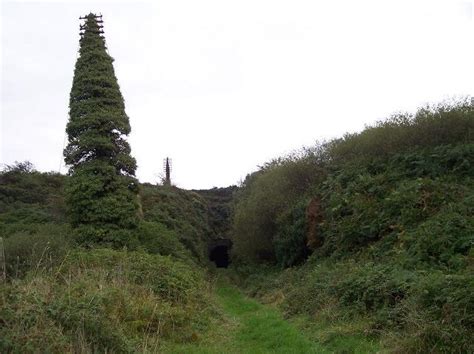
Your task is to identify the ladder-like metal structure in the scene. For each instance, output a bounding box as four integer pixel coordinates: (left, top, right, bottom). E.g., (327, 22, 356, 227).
(79, 13, 105, 38)
(163, 157, 172, 186)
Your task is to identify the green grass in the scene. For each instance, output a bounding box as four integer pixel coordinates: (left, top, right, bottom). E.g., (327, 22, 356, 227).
(216, 282, 321, 353)
(289, 315, 380, 354)
(163, 275, 380, 354)
(0, 249, 217, 353)
(164, 277, 320, 353)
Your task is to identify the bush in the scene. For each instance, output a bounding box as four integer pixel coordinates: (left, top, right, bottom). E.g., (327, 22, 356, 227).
(334, 263, 414, 313)
(231, 101, 474, 265)
(59, 249, 204, 304)
(402, 202, 474, 269)
(233, 154, 324, 262)
(2, 223, 72, 278)
(140, 184, 211, 262)
(137, 221, 191, 260)
(274, 200, 309, 267)
(328, 100, 474, 164)
(0, 163, 66, 224)
(72, 224, 139, 249)
(274, 261, 414, 318)
(395, 271, 474, 353)
(317, 145, 474, 260)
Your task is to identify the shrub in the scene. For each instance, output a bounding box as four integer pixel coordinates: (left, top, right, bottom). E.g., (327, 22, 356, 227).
(395, 271, 474, 352)
(59, 249, 203, 303)
(328, 100, 474, 164)
(72, 224, 139, 250)
(232, 154, 324, 262)
(334, 263, 414, 313)
(317, 146, 474, 260)
(0, 163, 66, 224)
(140, 184, 211, 262)
(2, 224, 72, 278)
(275, 261, 414, 318)
(136, 221, 191, 260)
(274, 200, 309, 267)
(402, 203, 474, 269)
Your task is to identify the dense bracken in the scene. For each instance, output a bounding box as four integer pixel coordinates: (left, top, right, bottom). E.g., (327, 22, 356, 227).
(231, 100, 474, 352)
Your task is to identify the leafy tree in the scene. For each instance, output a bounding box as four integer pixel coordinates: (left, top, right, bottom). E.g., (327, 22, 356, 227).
(64, 13, 139, 245)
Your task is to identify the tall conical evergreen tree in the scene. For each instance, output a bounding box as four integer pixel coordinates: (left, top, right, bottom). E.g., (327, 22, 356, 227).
(64, 13, 139, 245)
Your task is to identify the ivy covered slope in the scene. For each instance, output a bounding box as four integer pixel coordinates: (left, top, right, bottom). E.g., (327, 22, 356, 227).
(0, 163, 217, 270)
(139, 183, 216, 262)
(0, 164, 223, 352)
(139, 185, 236, 262)
(231, 101, 474, 352)
(64, 14, 139, 246)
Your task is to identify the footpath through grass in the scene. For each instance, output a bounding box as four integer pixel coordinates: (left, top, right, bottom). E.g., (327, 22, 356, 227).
(163, 277, 325, 354)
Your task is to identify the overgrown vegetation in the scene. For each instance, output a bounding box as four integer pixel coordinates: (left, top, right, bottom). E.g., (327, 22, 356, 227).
(0, 249, 217, 352)
(2, 21, 474, 350)
(193, 186, 237, 241)
(0, 164, 214, 268)
(231, 100, 474, 352)
(166, 278, 327, 353)
(0, 163, 223, 352)
(2, 100, 473, 353)
(64, 13, 140, 246)
(140, 184, 213, 262)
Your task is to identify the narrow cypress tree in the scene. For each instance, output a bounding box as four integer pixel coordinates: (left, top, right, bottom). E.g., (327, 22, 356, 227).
(64, 13, 139, 245)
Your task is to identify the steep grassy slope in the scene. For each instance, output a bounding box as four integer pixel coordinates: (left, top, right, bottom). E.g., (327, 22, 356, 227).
(139, 183, 213, 262)
(0, 249, 217, 352)
(231, 101, 474, 352)
(193, 186, 237, 240)
(0, 162, 66, 230)
(0, 168, 215, 266)
(0, 166, 223, 352)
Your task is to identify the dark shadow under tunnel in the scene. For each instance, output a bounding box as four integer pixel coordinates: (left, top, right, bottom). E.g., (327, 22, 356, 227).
(209, 239, 232, 268)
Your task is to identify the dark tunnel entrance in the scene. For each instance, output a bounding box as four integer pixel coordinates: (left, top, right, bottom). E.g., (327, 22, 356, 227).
(209, 239, 232, 268)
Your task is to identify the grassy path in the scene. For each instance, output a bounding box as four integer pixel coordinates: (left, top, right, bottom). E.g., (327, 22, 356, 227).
(164, 279, 326, 354)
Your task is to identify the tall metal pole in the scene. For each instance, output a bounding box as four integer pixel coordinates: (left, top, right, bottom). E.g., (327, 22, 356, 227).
(165, 157, 171, 185)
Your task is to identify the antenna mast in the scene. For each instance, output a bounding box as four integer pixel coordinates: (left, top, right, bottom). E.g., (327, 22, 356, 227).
(79, 13, 105, 39)
(163, 157, 172, 186)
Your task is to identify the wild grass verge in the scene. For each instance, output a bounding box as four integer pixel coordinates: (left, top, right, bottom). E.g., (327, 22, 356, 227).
(0, 249, 219, 353)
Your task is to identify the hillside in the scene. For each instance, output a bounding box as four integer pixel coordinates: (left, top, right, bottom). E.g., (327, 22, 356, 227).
(1, 100, 473, 353)
(0, 167, 225, 352)
(192, 186, 237, 241)
(230, 101, 474, 352)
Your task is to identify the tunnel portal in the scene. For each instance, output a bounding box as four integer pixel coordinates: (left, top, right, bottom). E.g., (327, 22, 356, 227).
(208, 239, 232, 268)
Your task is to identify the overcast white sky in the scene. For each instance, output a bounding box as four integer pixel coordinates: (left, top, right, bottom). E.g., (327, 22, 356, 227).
(1, 0, 473, 189)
